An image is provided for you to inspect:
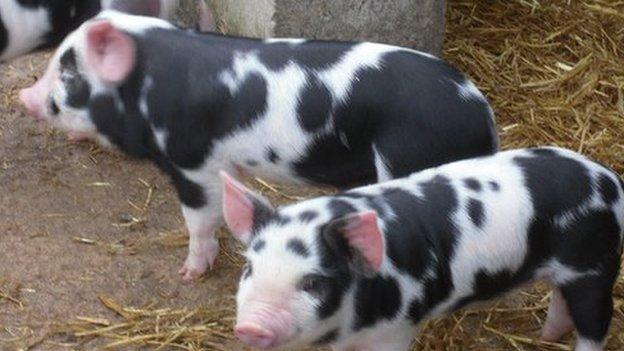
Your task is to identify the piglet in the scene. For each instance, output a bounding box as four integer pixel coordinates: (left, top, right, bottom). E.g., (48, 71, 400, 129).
(222, 147, 624, 351)
(0, 0, 214, 61)
(19, 11, 498, 281)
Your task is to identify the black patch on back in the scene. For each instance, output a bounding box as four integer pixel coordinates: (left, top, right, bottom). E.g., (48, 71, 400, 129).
(252, 239, 266, 252)
(297, 75, 332, 132)
(514, 153, 593, 216)
(258, 41, 350, 71)
(287, 238, 310, 257)
(463, 178, 482, 192)
(597, 174, 619, 205)
(353, 276, 402, 331)
(530, 148, 559, 157)
(60, 48, 91, 108)
(467, 198, 485, 228)
(488, 181, 500, 192)
(266, 147, 280, 163)
(337, 192, 388, 219)
(313, 328, 339, 346)
(298, 210, 319, 222)
(245, 159, 258, 167)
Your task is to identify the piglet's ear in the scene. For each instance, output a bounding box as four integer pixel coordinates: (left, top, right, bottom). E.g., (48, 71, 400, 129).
(220, 171, 274, 245)
(323, 211, 385, 274)
(85, 20, 136, 84)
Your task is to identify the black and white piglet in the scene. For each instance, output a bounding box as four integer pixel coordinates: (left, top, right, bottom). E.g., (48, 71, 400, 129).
(221, 147, 624, 351)
(0, 0, 214, 61)
(19, 11, 499, 281)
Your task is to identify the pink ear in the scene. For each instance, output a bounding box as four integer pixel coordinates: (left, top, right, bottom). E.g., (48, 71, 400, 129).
(85, 20, 136, 84)
(340, 211, 385, 271)
(220, 171, 256, 244)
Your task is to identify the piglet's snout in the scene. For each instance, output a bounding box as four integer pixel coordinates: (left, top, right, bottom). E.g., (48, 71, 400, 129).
(235, 302, 297, 349)
(19, 86, 45, 120)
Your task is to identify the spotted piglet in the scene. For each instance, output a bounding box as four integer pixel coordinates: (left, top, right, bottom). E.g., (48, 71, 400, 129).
(0, 0, 214, 61)
(222, 147, 624, 351)
(19, 11, 499, 281)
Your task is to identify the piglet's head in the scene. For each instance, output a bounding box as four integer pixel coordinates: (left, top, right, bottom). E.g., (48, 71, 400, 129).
(19, 17, 137, 144)
(221, 171, 385, 349)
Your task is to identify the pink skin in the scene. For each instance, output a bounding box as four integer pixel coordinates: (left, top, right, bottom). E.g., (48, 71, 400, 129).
(19, 63, 57, 121)
(220, 171, 262, 244)
(235, 301, 298, 349)
(541, 289, 575, 342)
(339, 211, 385, 271)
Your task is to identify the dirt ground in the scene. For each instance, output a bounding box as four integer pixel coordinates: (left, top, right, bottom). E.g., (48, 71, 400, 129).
(0, 52, 247, 350)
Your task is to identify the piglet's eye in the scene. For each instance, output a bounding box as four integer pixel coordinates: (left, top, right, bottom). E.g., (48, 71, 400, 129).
(298, 274, 328, 296)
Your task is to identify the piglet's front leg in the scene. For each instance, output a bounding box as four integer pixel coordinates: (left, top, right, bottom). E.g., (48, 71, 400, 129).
(178, 205, 221, 281)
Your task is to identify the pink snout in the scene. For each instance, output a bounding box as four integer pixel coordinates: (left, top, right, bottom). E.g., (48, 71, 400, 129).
(235, 322, 277, 349)
(235, 302, 298, 349)
(19, 86, 45, 120)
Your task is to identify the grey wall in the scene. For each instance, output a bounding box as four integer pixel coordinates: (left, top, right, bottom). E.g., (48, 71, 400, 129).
(206, 0, 445, 55)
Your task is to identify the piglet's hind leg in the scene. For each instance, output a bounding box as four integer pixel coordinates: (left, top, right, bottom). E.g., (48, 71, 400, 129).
(541, 288, 574, 342)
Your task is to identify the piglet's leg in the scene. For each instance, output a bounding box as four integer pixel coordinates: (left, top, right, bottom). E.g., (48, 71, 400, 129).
(178, 205, 220, 282)
(541, 289, 574, 342)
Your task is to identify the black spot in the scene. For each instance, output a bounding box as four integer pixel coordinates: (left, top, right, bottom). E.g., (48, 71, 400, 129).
(488, 181, 500, 192)
(0, 20, 7, 60)
(463, 178, 482, 192)
(246, 159, 259, 167)
(383, 176, 458, 280)
(287, 238, 310, 257)
(408, 299, 425, 324)
(597, 174, 619, 205)
(338, 192, 388, 219)
(266, 148, 280, 163)
(49, 99, 60, 115)
(242, 262, 252, 280)
(514, 153, 593, 216)
(252, 239, 266, 252)
(292, 130, 376, 188)
(381, 176, 458, 316)
(250, 197, 275, 233)
(230, 73, 268, 127)
(273, 215, 291, 226)
(59, 48, 91, 108)
(555, 209, 621, 271)
(453, 269, 517, 310)
(257, 41, 351, 71)
(467, 198, 485, 228)
(315, 223, 355, 319)
(297, 75, 332, 132)
(530, 148, 559, 157)
(170, 170, 206, 208)
(328, 199, 357, 219)
(313, 329, 339, 346)
(298, 210, 319, 222)
(353, 276, 402, 331)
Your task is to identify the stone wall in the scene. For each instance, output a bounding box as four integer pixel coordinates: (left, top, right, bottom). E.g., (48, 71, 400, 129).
(205, 0, 445, 55)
